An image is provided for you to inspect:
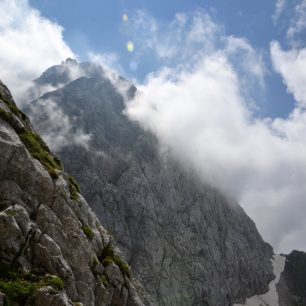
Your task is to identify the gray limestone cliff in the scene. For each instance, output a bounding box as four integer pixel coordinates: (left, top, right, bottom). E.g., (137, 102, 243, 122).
(25, 60, 276, 306)
(277, 250, 306, 306)
(0, 79, 151, 306)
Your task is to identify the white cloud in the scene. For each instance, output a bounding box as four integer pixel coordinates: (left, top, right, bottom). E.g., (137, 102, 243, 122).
(0, 0, 74, 103)
(129, 10, 266, 91)
(28, 98, 92, 152)
(268, 40, 306, 252)
(88, 52, 134, 101)
(272, 0, 286, 23)
(271, 41, 306, 107)
(126, 12, 306, 253)
(225, 36, 266, 89)
(287, 0, 306, 42)
(88, 52, 122, 84)
(130, 10, 221, 61)
(65, 60, 87, 81)
(89, 52, 120, 71)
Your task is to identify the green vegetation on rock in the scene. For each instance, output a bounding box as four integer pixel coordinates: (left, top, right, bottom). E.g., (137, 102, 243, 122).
(101, 257, 113, 267)
(68, 176, 80, 200)
(0, 92, 28, 122)
(99, 274, 108, 287)
(82, 226, 94, 240)
(100, 243, 131, 278)
(0, 262, 64, 305)
(92, 256, 99, 268)
(19, 130, 62, 178)
(0, 107, 62, 179)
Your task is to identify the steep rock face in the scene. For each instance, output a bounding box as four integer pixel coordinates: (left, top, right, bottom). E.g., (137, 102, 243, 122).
(277, 250, 306, 306)
(0, 80, 150, 306)
(26, 61, 275, 306)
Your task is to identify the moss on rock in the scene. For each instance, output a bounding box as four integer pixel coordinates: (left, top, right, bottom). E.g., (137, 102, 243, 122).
(0, 107, 62, 179)
(82, 226, 94, 240)
(0, 91, 28, 122)
(100, 243, 131, 279)
(68, 176, 80, 200)
(0, 262, 64, 305)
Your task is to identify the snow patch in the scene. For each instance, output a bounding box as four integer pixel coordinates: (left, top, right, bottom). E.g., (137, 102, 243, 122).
(233, 254, 286, 306)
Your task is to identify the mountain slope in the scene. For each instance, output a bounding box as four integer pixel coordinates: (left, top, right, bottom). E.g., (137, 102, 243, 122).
(26, 60, 275, 306)
(0, 80, 150, 306)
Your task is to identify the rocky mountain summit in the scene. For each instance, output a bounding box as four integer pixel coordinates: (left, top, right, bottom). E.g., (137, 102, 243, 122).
(25, 59, 279, 306)
(0, 80, 151, 306)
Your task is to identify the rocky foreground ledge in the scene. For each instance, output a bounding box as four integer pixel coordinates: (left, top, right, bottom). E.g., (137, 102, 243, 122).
(0, 80, 152, 305)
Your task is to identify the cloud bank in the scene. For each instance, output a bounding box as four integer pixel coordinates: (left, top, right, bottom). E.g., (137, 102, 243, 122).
(126, 10, 306, 253)
(28, 98, 92, 152)
(271, 42, 306, 107)
(0, 0, 74, 103)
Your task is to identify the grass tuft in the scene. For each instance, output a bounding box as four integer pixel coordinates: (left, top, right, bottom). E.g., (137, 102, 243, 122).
(82, 226, 94, 240)
(0, 92, 27, 121)
(100, 243, 131, 278)
(101, 257, 113, 267)
(99, 274, 108, 287)
(68, 176, 80, 200)
(19, 130, 62, 178)
(0, 262, 64, 305)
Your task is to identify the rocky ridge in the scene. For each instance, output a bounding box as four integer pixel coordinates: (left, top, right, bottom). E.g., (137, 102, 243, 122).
(0, 79, 151, 306)
(27, 60, 275, 306)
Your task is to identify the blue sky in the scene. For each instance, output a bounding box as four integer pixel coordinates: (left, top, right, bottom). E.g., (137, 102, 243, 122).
(28, 0, 298, 118)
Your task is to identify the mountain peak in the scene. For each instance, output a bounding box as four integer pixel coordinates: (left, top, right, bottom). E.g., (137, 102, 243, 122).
(34, 59, 108, 90)
(62, 57, 78, 65)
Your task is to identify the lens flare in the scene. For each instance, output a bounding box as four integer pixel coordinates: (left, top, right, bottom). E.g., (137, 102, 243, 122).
(122, 14, 129, 22)
(126, 41, 134, 52)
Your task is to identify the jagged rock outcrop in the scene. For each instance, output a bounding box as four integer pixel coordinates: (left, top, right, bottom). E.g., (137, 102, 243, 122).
(233, 254, 286, 306)
(277, 250, 306, 306)
(234, 251, 306, 306)
(26, 60, 276, 306)
(0, 80, 151, 306)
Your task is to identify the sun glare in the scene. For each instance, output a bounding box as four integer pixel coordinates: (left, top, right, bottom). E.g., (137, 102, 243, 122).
(126, 41, 134, 52)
